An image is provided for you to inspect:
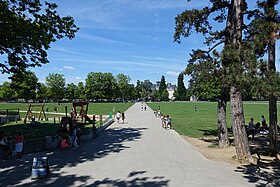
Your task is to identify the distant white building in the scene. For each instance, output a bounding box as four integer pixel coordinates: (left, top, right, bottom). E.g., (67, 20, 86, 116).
(167, 83, 177, 100)
(152, 82, 177, 100)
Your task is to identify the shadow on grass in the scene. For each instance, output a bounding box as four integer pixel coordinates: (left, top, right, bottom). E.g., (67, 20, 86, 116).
(0, 127, 166, 186)
(199, 129, 218, 137)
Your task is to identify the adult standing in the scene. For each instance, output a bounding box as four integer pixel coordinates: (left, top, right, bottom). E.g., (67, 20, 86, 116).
(15, 132, 24, 158)
(122, 112, 125, 124)
(0, 131, 11, 160)
(248, 118, 255, 139)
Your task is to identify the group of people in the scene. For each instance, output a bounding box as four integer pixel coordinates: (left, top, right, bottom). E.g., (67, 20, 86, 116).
(161, 115, 172, 129)
(247, 115, 270, 139)
(59, 118, 82, 149)
(0, 131, 24, 160)
(115, 111, 125, 124)
(141, 102, 147, 111)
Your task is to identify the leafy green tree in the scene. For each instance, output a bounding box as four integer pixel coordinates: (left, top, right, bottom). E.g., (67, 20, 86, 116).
(186, 62, 221, 101)
(135, 80, 142, 99)
(116, 74, 131, 101)
(45, 73, 65, 100)
(10, 71, 38, 101)
(151, 90, 160, 101)
(65, 83, 78, 99)
(37, 83, 48, 100)
(77, 82, 85, 99)
(161, 89, 169, 101)
(135, 79, 153, 101)
(1, 81, 15, 100)
(175, 73, 187, 101)
(0, 0, 78, 76)
(85, 72, 117, 100)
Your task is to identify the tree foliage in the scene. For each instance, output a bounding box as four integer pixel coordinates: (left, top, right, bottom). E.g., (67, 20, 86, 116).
(174, 73, 187, 101)
(0, 0, 79, 76)
(85, 72, 117, 100)
(45, 73, 65, 100)
(10, 70, 38, 101)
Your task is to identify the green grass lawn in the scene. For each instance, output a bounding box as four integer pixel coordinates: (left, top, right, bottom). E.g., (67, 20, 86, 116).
(148, 101, 272, 138)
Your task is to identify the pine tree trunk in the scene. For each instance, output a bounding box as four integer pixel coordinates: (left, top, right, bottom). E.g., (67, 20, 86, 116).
(230, 85, 253, 163)
(217, 87, 229, 148)
(266, 0, 278, 156)
(227, 0, 253, 163)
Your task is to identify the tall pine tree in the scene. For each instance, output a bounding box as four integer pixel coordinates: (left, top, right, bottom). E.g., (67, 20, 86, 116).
(176, 73, 187, 101)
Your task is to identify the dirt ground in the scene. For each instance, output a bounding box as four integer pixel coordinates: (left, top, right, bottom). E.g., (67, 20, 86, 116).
(184, 135, 280, 185)
(183, 135, 280, 166)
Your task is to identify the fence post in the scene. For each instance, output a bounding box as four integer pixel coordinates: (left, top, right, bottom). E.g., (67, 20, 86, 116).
(6, 109, 8, 116)
(99, 115, 102, 127)
(54, 118, 56, 124)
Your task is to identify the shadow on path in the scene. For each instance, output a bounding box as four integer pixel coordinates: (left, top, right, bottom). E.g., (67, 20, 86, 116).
(91, 170, 170, 187)
(235, 160, 280, 187)
(0, 127, 149, 186)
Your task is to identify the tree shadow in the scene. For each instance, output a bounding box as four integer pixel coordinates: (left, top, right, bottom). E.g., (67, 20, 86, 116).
(234, 135, 280, 186)
(90, 170, 169, 187)
(199, 129, 218, 136)
(0, 127, 148, 186)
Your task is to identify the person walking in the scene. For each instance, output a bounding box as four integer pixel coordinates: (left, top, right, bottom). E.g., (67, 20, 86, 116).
(116, 111, 121, 123)
(122, 112, 125, 124)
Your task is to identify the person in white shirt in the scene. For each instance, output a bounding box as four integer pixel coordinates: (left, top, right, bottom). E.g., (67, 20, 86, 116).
(116, 111, 121, 123)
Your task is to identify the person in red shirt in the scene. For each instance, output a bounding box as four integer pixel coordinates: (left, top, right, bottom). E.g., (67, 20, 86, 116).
(15, 132, 24, 158)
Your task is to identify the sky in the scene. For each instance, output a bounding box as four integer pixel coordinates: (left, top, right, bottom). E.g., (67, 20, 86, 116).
(0, 0, 279, 86)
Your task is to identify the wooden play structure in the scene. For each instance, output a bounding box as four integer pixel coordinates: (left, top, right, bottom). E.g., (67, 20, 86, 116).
(71, 101, 89, 122)
(24, 103, 47, 124)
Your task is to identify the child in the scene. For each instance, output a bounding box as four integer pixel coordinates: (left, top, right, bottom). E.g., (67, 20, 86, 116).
(15, 132, 24, 158)
(116, 111, 121, 123)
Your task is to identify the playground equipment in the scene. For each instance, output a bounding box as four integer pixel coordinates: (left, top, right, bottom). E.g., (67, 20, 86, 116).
(24, 103, 47, 124)
(71, 101, 89, 122)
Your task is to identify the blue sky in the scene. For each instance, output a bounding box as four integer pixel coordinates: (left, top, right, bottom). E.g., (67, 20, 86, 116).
(0, 0, 279, 86)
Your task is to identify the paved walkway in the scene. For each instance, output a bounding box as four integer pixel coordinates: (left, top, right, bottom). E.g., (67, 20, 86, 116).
(1, 103, 262, 186)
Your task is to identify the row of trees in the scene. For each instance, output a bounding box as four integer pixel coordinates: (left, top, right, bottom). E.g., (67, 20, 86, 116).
(174, 0, 280, 161)
(0, 72, 171, 102)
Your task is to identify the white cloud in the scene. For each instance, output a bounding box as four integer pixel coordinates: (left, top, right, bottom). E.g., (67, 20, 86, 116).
(76, 77, 81, 80)
(54, 67, 63, 71)
(63, 66, 75, 70)
(78, 33, 129, 45)
(166, 71, 180, 76)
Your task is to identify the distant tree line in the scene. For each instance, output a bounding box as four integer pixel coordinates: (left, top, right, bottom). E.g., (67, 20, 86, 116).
(0, 71, 172, 102)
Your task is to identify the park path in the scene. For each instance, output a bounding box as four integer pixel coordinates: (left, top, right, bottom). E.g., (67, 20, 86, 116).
(1, 103, 259, 187)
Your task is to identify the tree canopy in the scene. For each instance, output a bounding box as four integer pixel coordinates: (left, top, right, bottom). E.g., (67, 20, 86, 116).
(0, 0, 78, 76)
